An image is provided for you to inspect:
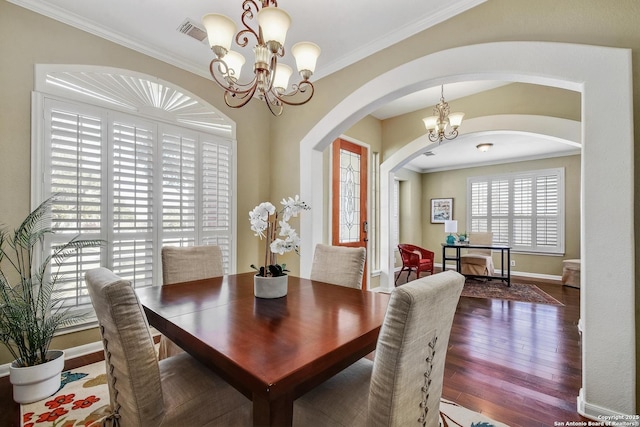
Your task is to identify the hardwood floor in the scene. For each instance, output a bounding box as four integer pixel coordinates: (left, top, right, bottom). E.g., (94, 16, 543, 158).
(0, 274, 586, 427)
(442, 274, 587, 426)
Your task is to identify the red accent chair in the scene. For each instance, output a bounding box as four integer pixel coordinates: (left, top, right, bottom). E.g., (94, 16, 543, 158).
(396, 244, 435, 285)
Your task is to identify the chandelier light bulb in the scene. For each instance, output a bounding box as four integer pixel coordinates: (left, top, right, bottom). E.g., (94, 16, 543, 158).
(292, 42, 321, 79)
(257, 7, 291, 51)
(223, 51, 246, 83)
(273, 63, 293, 93)
(202, 14, 236, 56)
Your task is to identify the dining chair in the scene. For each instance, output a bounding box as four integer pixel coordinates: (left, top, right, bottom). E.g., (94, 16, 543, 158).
(85, 267, 251, 427)
(310, 243, 366, 289)
(395, 243, 435, 285)
(158, 245, 224, 359)
(293, 270, 465, 426)
(460, 232, 495, 278)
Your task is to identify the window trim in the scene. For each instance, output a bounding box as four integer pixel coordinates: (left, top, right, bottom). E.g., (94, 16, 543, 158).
(466, 167, 565, 255)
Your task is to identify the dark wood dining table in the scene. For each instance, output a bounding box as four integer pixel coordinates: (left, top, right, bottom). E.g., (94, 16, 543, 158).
(135, 272, 390, 427)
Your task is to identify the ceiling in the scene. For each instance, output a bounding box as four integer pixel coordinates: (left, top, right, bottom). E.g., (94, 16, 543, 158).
(10, 0, 581, 171)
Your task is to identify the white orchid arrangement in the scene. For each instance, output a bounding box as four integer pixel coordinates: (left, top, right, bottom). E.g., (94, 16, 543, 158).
(249, 195, 310, 277)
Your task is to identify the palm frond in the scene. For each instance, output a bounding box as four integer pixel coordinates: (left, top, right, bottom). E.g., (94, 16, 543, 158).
(0, 195, 105, 366)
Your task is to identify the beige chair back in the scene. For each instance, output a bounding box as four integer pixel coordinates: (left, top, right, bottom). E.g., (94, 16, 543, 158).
(310, 243, 366, 289)
(161, 245, 223, 285)
(469, 232, 493, 256)
(85, 267, 165, 426)
(159, 245, 224, 359)
(368, 271, 465, 426)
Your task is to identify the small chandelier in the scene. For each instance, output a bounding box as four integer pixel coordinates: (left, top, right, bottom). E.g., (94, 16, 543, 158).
(422, 85, 465, 143)
(202, 0, 321, 116)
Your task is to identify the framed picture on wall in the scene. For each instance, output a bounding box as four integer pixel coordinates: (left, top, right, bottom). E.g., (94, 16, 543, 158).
(431, 198, 453, 223)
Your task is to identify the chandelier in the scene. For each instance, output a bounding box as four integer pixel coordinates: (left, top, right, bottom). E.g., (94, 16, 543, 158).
(422, 85, 465, 143)
(202, 0, 321, 116)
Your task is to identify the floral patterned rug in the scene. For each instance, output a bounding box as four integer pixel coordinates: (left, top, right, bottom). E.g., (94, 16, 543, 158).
(21, 361, 510, 427)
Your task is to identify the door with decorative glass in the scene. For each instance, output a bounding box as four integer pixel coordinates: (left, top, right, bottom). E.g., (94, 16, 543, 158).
(332, 138, 368, 288)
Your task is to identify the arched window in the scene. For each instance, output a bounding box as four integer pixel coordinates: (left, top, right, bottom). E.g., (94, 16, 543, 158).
(32, 65, 236, 326)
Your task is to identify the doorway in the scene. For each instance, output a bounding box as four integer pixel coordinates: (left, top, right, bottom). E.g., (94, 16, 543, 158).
(332, 138, 368, 288)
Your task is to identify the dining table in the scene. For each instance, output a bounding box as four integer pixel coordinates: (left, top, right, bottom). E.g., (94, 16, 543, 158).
(135, 272, 391, 427)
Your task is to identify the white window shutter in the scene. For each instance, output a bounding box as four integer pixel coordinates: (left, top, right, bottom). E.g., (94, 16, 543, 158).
(111, 118, 156, 288)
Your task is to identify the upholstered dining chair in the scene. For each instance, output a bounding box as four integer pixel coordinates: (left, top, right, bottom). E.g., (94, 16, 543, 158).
(85, 267, 251, 427)
(310, 243, 367, 289)
(460, 232, 495, 278)
(396, 243, 435, 285)
(293, 270, 465, 426)
(158, 245, 224, 359)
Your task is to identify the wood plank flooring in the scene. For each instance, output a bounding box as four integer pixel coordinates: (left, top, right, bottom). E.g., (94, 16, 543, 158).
(0, 274, 586, 427)
(441, 274, 587, 426)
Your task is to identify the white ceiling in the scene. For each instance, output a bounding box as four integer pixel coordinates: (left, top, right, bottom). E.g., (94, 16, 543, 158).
(10, 0, 581, 171)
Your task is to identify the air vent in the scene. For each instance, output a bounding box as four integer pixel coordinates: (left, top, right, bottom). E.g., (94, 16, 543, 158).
(177, 19, 208, 43)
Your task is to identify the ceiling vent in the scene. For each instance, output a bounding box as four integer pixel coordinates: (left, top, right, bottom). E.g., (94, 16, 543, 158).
(177, 19, 208, 43)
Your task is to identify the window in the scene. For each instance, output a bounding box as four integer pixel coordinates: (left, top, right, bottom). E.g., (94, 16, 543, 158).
(467, 168, 564, 254)
(33, 69, 235, 326)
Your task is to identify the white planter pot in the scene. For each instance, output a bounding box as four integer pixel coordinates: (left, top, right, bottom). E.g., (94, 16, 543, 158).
(254, 274, 288, 299)
(10, 350, 65, 404)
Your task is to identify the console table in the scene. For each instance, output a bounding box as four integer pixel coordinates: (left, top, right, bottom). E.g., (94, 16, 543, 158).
(441, 243, 512, 286)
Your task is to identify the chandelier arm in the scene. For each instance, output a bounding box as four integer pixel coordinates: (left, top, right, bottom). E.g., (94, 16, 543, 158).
(224, 83, 259, 109)
(443, 130, 459, 141)
(209, 58, 261, 101)
(427, 133, 439, 143)
(264, 91, 284, 116)
(236, 0, 261, 48)
(271, 81, 315, 106)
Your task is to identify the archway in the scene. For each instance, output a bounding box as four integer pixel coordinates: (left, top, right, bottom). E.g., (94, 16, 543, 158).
(299, 42, 634, 418)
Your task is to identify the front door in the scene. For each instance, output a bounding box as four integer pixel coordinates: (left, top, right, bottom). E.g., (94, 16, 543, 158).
(332, 138, 368, 289)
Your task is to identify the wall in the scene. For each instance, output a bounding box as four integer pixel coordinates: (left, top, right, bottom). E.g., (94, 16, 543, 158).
(420, 155, 581, 276)
(0, 1, 271, 364)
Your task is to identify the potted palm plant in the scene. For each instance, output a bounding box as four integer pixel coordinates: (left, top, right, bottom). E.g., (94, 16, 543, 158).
(0, 197, 102, 403)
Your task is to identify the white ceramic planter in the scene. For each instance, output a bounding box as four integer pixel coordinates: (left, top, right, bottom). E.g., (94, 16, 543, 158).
(10, 350, 65, 404)
(254, 274, 288, 299)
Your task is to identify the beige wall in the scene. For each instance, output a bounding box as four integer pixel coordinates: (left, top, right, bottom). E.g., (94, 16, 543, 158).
(421, 155, 581, 276)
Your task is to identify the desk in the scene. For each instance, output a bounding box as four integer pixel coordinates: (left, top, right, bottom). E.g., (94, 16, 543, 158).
(442, 243, 511, 286)
(135, 272, 390, 427)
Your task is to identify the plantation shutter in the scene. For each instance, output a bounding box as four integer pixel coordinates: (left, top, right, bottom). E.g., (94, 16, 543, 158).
(161, 127, 197, 247)
(38, 95, 236, 325)
(467, 169, 564, 254)
(45, 100, 105, 312)
(535, 174, 559, 248)
(491, 179, 509, 245)
(110, 117, 156, 288)
(200, 137, 233, 272)
(469, 181, 488, 232)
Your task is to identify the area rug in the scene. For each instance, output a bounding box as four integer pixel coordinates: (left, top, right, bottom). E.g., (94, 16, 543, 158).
(462, 278, 563, 306)
(21, 361, 510, 427)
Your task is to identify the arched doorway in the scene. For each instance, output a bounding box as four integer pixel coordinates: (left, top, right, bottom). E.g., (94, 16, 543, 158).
(298, 42, 634, 418)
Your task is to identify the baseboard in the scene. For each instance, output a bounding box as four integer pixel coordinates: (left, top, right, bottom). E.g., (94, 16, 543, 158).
(0, 341, 104, 378)
(577, 388, 637, 424)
